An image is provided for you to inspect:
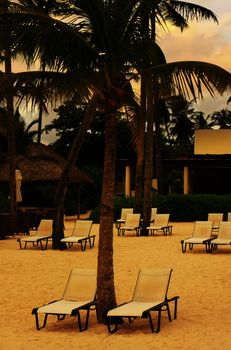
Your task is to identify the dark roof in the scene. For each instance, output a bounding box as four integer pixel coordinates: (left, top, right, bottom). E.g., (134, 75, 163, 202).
(0, 143, 94, 184)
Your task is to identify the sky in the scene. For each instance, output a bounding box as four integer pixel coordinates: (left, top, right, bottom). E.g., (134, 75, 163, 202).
(9, 1, 231, 143)
(159, 0, 231, 114)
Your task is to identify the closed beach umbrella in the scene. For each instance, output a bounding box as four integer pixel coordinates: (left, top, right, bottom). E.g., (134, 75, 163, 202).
(15, 169, 23, 202)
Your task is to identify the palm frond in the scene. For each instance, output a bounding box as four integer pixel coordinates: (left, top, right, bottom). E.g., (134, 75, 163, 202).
(0, 70, 93, 107)
(146, 61, 231, 100)
(170, 0, 218, 24)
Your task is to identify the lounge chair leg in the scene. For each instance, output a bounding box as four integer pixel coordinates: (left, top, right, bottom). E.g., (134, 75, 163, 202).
(181, 242, 187, 253)
(41, 239, 49, 250)
(166, 303, 172, 322)
(76, 309, 90, 331)
(156, 309, 162, 333)
(17, 239, 26, 249)
(89, 236, 95, 248)
(206, 242, 210, 252)
(174, 298, 178, 319)
(34, 313, 48, 330)
(80, 240, 87, 251)
(148, 313, 155, 333)
(107, 319, 119, 333)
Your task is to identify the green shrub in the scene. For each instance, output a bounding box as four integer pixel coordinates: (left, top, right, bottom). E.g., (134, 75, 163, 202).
(90, 194, 231, 222)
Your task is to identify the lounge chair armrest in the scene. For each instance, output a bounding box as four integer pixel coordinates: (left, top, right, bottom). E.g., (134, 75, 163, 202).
(71, 300, 96, 316)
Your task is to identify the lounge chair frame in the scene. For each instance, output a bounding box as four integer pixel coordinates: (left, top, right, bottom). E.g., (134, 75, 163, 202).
(210, 221, 231, 252)
(147, 214, 172, 236)
(32, 299, 97, 331)
(32, 268, 97, 331)
(17, 237, 51, 250)
(107, 268, 179, 333)
(61, 220, 95, 251)
(181, 221, 213, 253)
(17, 219, 53, 250)
(118, 213, 141, 236)
(116, 208, 134, 233)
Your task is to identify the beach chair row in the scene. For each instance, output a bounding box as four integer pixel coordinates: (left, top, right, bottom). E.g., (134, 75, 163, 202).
(116, 208, 172, 236)
(181, 221, 231, 253)
(17, 219, 96, 251)
(32, 267, 179, 334)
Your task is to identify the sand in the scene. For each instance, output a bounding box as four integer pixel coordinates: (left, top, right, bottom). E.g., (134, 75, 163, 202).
(0, 221, 230, 350)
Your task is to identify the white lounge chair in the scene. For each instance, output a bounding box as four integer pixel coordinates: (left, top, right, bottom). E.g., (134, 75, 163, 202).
(107, 268, 179, 333)
(146, 214, 172, 236)
(17, 219, 53, 250)
(181, 221, 213, 253)
(208, 213, 223, 233)
(210, 221, 231, 252)
(116, 208, 134, 233)
(32, 268, 97, 331)
(60, 220, 95, 251)
(118, 213, 141, 236)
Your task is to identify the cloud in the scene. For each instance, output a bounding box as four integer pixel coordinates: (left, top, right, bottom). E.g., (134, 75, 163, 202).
(157, 4, 231, 115)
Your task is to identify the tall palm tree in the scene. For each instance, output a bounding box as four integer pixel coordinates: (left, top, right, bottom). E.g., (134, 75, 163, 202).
(0, 0, 231, 323)
(133, 0, 220, 231)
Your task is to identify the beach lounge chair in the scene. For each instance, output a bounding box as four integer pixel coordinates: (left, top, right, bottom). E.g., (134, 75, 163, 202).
(208, 213, 223, 233)
(17, 219, 53, 250)
(146, 214, 172, 236)
(116, 208, 134, 233)
(210, 221, 231, 252)
(118, 213, 141, 236)
(32, 268, 97, 331)
(181, 221, 213, 253)
(60, 220, 95, 251)
(107, 268, 179, 333)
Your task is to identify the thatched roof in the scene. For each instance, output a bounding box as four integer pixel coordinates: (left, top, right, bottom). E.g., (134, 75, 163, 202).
(0, 143, 94, 184)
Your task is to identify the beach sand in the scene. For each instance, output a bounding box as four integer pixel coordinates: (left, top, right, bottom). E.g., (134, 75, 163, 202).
(0, 221, 230, 350)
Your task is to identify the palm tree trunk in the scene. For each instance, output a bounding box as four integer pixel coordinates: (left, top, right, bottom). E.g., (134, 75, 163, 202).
(37, 100, 43, 144)
(142, 76, 154, 235)
(134, 74, 145, 213)
(52, 95, 98, 249)
(97, 110, 117, 323)
(5, 48, 16, 222)
(154, 101, 164, 194)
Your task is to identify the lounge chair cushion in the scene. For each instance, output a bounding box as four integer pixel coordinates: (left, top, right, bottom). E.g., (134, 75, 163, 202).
(107, 301, 162, 317)
(37, 300, 93, 315)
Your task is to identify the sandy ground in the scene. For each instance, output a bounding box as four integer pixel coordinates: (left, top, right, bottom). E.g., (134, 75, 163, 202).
(0, 221, 230, 350)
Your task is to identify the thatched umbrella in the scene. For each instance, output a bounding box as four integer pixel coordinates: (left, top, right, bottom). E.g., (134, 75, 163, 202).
(0, 143, 94, 184)
(0, 143, 94, 217)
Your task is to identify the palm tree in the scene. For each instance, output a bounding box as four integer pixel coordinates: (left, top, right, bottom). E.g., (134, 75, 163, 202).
(0, 0, 231, 323)
(207, 109, 231, 129)
(133, 0, 220, 231)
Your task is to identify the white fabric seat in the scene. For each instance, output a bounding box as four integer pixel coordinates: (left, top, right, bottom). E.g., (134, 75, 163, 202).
(147, 214, 172, 236)
(107, 268, 179, 333)
(61, 220, 95, 251)
(32, 268, 97, 331)
(17, 219, 53, 250)
(181, 221, 213, 253)
(118, 213, 141, 236)
(116, 208, 134, 232)
(211, 221, 231, 251)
